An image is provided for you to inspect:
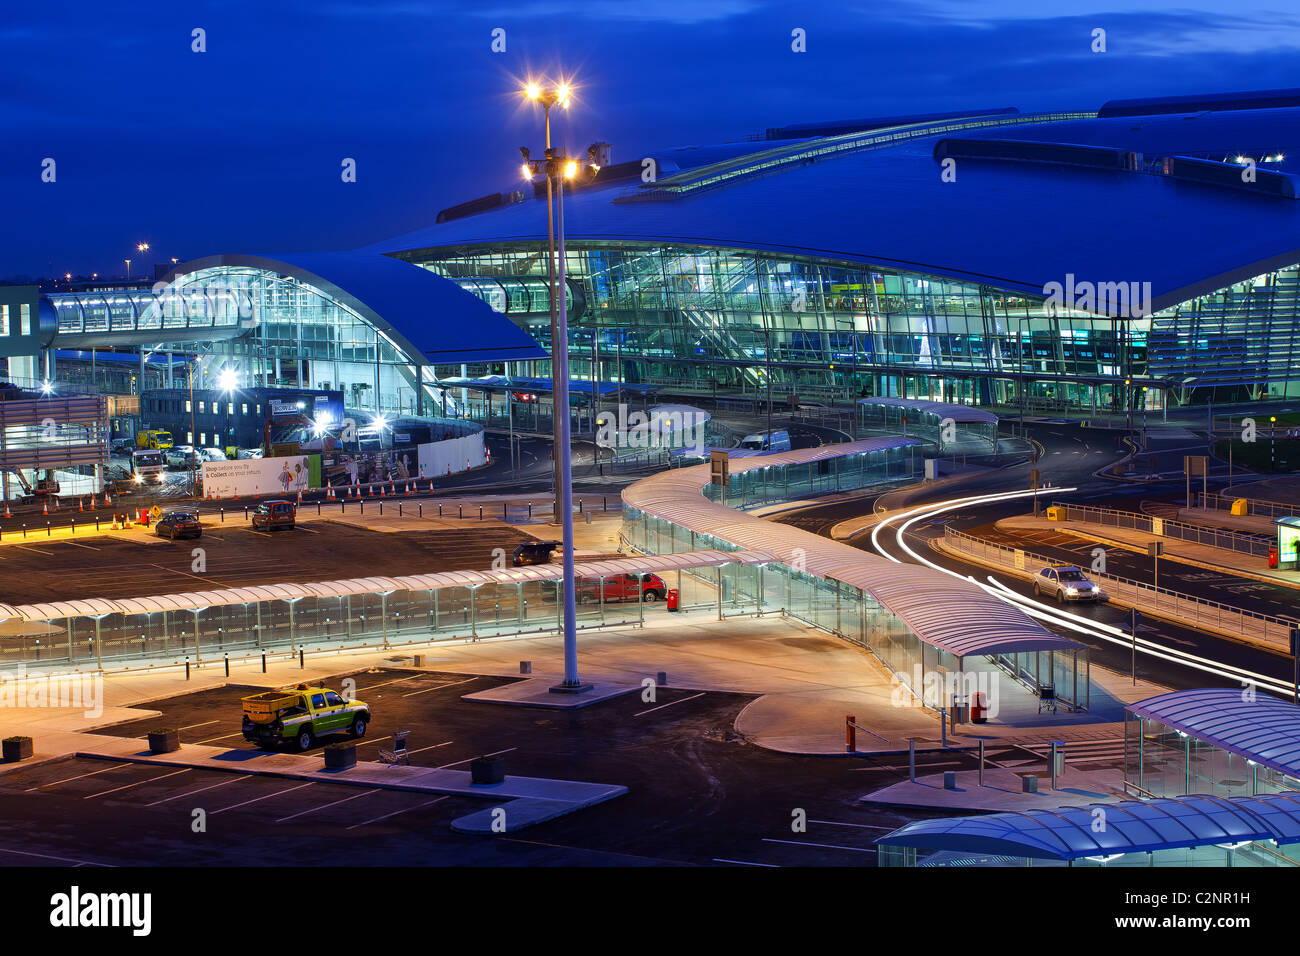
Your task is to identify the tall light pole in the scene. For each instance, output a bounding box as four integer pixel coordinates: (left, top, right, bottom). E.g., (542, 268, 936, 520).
(521, 78, 599, 694)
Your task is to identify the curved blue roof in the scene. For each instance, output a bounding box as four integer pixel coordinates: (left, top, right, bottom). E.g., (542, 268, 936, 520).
(368, 98, 1300, 313)
(876, 794, 1300, 861)
(166, 253, 546, 367)
(1128, 688, 1300, 781)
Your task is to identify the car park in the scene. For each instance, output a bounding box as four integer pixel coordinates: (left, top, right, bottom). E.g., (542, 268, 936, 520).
(576, 572, 668, 603)
(1033, 565, 1103, 603)
(154, 511, 202, 540)
(251, 499, 296, 531)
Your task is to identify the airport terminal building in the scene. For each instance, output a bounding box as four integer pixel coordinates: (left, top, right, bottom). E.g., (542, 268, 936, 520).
(374, 89, 1300, 414)
(7, 88, 1300, 426)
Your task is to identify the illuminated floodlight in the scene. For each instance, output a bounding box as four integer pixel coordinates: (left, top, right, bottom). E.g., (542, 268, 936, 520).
(217, 368, 238, 392)
(39, 380, 54, 395)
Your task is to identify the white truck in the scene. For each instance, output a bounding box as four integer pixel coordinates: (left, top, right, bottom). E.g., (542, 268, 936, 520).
(131, 448, 166, 484)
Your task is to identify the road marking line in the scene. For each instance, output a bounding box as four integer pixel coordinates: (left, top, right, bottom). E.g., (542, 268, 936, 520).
(809, 819, 893, 830)
(436, 746, 515, 769)
(26, 762, 132, 791)
(0, 846, 114, 867)
(84, 768, 192, 800)
(64, 541, 101, 551)
(178, 720, 220, 731)
(762, 838, 875, 853)
(195, 731, 247, 744)
(275, 788, 381, 822)
(713, 858, 781, 867)
(346, 796, 449, 829)
(356, 673, 428, 691)
(13, 546, 53, 555)
(212, 782, 315, 814)
(634, 692, 705, 717)
(145, 775, 249, 806)
(354, 735, 392, 748)
(401, 676, 482, 697)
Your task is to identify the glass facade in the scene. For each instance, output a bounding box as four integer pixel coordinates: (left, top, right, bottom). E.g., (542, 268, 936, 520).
(1125, 712, 1300, 800)
(410, 244, 1300, 410)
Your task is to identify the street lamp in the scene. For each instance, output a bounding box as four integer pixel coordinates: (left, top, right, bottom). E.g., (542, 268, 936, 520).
(520, 77, 599, 694)
(124, 258, 132, 280)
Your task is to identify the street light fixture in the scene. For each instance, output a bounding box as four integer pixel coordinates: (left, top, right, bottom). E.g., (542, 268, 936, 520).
(520, 76, 599, 694)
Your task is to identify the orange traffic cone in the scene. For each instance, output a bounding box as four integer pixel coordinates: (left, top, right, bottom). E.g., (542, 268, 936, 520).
(296, 490, 303, 505)
(4, 504, 10, 518)
(405, 482, 412, 495)
(42, 500, 48, 515)
(104, 492, 112, 506)
(379, 484, 385, 497)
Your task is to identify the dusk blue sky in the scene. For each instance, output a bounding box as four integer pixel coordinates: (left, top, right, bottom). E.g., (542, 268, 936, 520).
(3, 0, 1298, 279)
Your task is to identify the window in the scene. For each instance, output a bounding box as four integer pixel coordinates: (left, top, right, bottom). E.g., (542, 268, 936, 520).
(0, 304, 8, 336)
(19, 304, 30, 335)
(241, 403, 248, 415)
(185, 400, 192, 413)
(198, 401, 205, 413)
(227, 402, 234, 415)
(311, 694, 326, 709)
(325, 692, 343, 706)
(186, 431, 193, 444)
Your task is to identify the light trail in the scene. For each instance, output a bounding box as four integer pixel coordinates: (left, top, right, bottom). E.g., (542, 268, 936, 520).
(869, 487, 1290, 696)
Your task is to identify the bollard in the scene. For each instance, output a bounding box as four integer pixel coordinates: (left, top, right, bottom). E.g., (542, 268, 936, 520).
(96, 517, 99, 531)
(224, 654, 229, 677)
(399, 504, 403, 517)
(943, 771, 958, 791)
(603, 496, 607, 511)
(979, 739, 985, 787)
(317, 502, 321, 516)
(479, 505, 483, 520)
(419, 504, 423, 518)
(261, 652, 266, 673)
(221, 508, 224, 523)
(504, 503, 508, 520)
(845, 714, 855, 753)
(1051, 740, 1064, 789)
(438, 504, 443, 517)
(361, 502, 365, 515)
(47, 521, 51, 536)
(909, 738, 916, 783)
(299, 648, 305, 669)
(185, 658, 190, 680)
(528, 502, 533, 519)
(379, 501, 383, 515)
(657, 671, 667, 686)
(940, 708, 947, 748)
(520, 660, 532, 675)
(458, 505, 463, 519)
(578, 499, 584, 514)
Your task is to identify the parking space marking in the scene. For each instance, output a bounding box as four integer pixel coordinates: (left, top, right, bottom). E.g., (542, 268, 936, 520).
(406, 741, 455, 757)
(13, 546, 53, 556)
(26, 762, 132, 791)
(436, 746, 515, 769)
(178, 720, 220, 731)
(634, 692, 705, 717)
(275, 787, 381, 822)
(762, 838, 875, 853)
(150, 563, 231, 587)
(713, 858, 781, 867)
(212, 781, 315, 815)
(355, 735, 392, 748)
(345, 795, 449, 830)
(0, 846, 114, 868)
(145, 775, 250, 807)
(84, 768, 192, 800)
(356, 673, 428, 692)
(195, 731, 247, 744)
(401, 676, 482, 697)
(64, 541, 101, 551)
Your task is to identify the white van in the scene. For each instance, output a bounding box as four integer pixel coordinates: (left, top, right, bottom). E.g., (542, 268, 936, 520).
(738, 429, 792, 452)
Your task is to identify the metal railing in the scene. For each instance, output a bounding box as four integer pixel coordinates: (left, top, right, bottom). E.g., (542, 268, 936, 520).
(943, 527, 1298, 651)
(1050, 501, 1273, 558)
(1199, 491, 1300, 521)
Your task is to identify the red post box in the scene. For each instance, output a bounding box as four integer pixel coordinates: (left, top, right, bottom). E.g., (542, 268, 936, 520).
(971, 692, 988, 723)
(1270, 547, 1280, 569)
(666, 588, 680, 611)
(138, 507, 150, 526)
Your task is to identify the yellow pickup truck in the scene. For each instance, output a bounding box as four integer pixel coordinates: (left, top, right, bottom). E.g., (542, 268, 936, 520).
(241, 683, 370, 750)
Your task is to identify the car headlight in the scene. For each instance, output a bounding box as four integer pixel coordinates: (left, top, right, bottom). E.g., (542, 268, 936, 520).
(1066, 587, 1078, 594)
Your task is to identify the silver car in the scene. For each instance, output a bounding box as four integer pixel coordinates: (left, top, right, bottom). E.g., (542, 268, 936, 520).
(1033, 565, 1103, 603)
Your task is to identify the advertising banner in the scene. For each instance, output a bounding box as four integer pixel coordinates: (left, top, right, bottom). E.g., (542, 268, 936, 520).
(202, 455, 311, 499)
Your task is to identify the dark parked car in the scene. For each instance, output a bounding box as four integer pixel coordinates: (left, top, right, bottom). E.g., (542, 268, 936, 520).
(252, 499, 296, 531)
(154, 511, 202, 540)
(512, 540, 562, 566)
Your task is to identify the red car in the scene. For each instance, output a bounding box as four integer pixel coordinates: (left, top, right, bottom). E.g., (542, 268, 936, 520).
(576, 573, 667, 604)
